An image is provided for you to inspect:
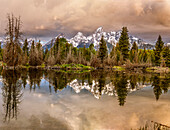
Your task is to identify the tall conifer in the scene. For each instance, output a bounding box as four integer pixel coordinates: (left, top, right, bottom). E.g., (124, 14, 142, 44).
(154, 35, 164, 66)
(118, 27, 130, 61)
(98, 36, 107, 64)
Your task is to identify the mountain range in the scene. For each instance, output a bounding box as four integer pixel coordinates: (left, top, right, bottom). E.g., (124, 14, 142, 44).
(0, 27, 162, 50)
(43, 27, 155, 51)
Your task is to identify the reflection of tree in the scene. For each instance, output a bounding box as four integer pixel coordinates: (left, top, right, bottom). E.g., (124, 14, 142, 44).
(152, 74, 170, 101)
(21, 69, 28, 88)
(129, 75, 137, 90)
(152, 76, 162, 100)
(98, 72, 106, 97)
(142, 76, 146, 85)
(45, 71, 68, 92)
(161, 75, 170, 93)
(28, 68, 43, 91)
(87, 73, 92, 86)
(2, 70, 23, 122)
(115, 73, 128, 106)
(137, 120, 170, 130)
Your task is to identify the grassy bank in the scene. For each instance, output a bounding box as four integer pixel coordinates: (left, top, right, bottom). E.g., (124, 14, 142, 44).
(2, 63, 94, 71)
(1, 61, 170, 73)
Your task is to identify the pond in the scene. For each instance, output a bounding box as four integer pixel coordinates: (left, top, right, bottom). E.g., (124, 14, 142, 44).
(0, 69, 169, 130)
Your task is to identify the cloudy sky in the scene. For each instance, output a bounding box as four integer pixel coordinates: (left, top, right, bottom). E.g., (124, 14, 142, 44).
(0, 0, 170, 43)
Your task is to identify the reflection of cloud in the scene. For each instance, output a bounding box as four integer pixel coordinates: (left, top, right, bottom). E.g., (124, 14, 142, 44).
(0, 0, 170, 42)
(0, 87, 170, 129)
(35, 25, 45, 30)
(129, 113, 140, 128)
(0, 114, 71, 130)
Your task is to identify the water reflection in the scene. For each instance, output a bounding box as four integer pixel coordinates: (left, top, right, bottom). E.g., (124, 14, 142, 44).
(0, 69, 169, 127)
(152, 74, 170, 100)
(2, 70, 23, 122)
(137, 120, 170, 130)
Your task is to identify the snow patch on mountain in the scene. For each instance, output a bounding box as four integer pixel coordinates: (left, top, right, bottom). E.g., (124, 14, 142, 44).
(43, 27, 154, 50)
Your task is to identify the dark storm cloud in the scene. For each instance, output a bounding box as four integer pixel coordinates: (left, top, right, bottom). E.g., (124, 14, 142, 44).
(0, 0, 170, 43)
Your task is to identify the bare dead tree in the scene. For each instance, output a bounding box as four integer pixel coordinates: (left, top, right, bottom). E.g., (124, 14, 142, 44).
(3, 14, 22, 67)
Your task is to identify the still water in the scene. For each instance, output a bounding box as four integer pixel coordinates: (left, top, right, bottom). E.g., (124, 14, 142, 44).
(0, 69, 169, 130)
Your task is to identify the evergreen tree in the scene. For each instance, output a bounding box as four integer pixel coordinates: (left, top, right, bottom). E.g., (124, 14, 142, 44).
(23, 38, 29, 56)
(89, 43, 94, 51)
(162, 45, 170, 67)
(138, 50, 143, 63)
(115, 43, 121, 65)
(22, 39, 29, 65)
(98, 36, 107, 64)
(118, 27, 130, 61)
(154, 35, 164, 66)
(44, 48, 48, 60)
(131, 41, 138, 51)
(29, 41, 37, 66)
(129, 42, 138, 63)
(36, 40, 43, 65)
(47, 48, 55, 66)
(110, 46, 115, 58)
(55, 43, 62, 64)
(142, 48, 148, 63)
(54, 37, 60, 56)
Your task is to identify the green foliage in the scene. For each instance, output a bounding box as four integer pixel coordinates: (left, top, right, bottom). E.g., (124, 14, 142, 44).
(25, 63, 29, 67)
(162, 45, 170, 67)
(38, 63, 45, 68)
(118, 27, 130, 61)
(29, 41, 43, 66)
(54, 64, 92, 70)
(129, 42, 138, 63)
(44, 48, 48, 61)
(98, 36, 107, 64)
(152, 74, 170, 100)
(29, 41, 36, 66)
(154, 35, 164, 66)
(1, 16, 168, 69)
(142, 48, 148, 63)
(23, 39, 29, 56)
(112, 66, 125, 71)
(131, 41, 138, 51)
(114, 73, 128, 106)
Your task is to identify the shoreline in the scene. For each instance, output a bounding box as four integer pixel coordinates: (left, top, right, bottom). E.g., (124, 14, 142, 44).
(1, 64, 169, 73)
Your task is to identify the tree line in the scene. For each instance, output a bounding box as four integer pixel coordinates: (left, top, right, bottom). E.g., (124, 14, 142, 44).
(1, 15, 170, 68)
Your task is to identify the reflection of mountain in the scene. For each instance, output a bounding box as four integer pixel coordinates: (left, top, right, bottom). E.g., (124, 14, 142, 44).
(68, 79, 147, 99)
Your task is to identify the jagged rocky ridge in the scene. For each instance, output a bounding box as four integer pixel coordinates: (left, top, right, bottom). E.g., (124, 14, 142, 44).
(43, 27, 155, 51)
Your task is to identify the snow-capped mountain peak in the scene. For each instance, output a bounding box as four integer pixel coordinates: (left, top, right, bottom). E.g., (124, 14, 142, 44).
(42, 27, 154, 50)
(95, 27, 103, 34)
